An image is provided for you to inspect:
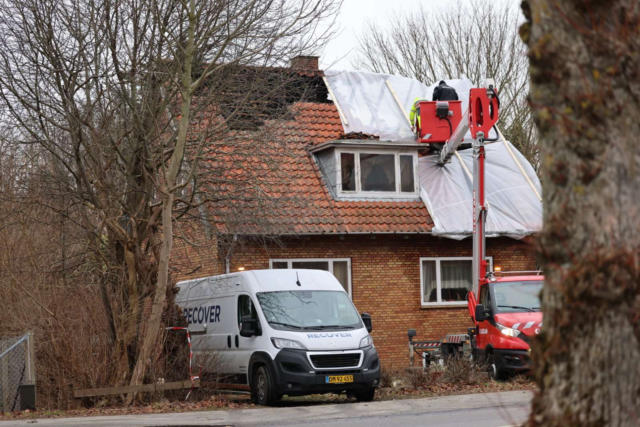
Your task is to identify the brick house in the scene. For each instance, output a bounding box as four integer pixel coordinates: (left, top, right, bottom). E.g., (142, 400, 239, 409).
(173, 56, 537, 367)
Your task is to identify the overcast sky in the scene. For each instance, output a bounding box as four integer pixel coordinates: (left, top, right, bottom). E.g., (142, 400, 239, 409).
(319, 0, 522, 71)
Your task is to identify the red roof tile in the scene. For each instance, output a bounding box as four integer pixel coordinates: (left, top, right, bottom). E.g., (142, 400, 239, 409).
(209, 100, 432, 235)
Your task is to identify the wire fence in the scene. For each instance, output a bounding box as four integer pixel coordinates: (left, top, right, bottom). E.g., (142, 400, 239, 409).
(0, 333, 35, 412)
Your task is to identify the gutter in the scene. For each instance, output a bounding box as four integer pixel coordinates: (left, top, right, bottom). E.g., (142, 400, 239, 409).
(215, 231, 434, 237)
(309, 139, 426, 153)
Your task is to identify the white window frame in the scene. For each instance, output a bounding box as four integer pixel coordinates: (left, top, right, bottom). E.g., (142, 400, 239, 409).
(335, 148, 419, 199)
(420, 257, 493, 307)
(269, 258, 352, 297)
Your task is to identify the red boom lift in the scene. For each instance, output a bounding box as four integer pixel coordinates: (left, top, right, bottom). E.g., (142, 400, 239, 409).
(407, 82, 544, 380)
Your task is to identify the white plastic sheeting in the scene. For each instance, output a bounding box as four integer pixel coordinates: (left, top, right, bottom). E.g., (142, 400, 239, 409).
(324, 70, 427, 141)
(323, 69, 539, 239)
(418, 140, 542, 240)
(324, 70, 497, 141)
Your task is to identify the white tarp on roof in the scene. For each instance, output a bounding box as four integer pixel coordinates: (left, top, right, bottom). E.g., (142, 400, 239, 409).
(324, 69, 541, 239)
(418, 140, 542, 240)
(324, 70, 496, 141)
(324, 70, 426, 141)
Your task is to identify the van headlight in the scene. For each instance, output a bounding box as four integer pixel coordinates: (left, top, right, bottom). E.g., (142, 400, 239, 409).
(271, 338, 307, 350)
(496, 322, 521, 337)
(359, 335, 373, 348)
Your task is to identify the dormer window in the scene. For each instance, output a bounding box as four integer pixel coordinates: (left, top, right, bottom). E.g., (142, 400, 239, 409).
(337, 150, 418, 198)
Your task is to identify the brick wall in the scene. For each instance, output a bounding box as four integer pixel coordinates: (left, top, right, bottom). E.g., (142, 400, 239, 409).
(290, 55, 319, 70)
(171, 221, 221, 280)
(173, 233, 536, 368)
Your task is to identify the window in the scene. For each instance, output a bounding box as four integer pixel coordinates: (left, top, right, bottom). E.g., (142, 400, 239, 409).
(479, 282, 490, 306)
(269, 258, 351, 296)
(420, 257, 493, 306)
(340, 153, 356, 191)
(493, 281, 542, 313)
(360, 153, 396, 191)
(257, 291, 362, 330)
(400, 155, 415, 192)
(336, 150, 417, 197)
(237, 294, 261, 334)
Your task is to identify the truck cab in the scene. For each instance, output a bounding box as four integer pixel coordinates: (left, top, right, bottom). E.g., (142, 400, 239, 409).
(470, 274, 543, 380)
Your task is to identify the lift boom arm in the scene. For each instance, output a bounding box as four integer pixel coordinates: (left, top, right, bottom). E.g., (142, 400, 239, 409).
(469, 86, 499, 288)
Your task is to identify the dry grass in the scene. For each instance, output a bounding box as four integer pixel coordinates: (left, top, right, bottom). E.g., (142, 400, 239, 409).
(403, 367, 437, 389)
(379, 365, 398, 388)
(377, 358, 533, 393)
(439, 356, 487, 385)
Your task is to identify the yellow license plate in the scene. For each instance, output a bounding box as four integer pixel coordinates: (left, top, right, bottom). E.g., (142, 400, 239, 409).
(325, 375, 354, 384)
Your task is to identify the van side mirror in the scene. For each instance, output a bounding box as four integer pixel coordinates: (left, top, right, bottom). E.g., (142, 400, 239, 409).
(475, 304, 491, 322)
(361, 313, 372, 333)
(240, 315, 257, 337)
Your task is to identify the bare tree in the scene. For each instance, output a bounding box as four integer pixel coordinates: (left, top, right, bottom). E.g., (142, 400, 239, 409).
(520, 1, 640, 426)
(352, 0, 537, 168)
(0, 0, 339, 402)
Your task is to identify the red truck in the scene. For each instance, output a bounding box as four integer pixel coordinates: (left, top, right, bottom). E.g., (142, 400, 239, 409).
(468, 273, 542, 379)
(408, 82, 543, 380)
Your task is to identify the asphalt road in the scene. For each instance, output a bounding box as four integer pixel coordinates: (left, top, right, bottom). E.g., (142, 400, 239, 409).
(3, 390, 532, 427)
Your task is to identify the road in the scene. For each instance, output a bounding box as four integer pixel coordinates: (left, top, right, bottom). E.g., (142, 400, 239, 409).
(4, 390, 532, 427)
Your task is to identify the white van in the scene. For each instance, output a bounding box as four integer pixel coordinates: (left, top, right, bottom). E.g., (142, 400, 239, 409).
(176, 269, 380, 405)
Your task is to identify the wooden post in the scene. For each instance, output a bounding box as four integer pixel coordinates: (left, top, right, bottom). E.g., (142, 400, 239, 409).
(68, 384, 81, 410)
(385, 81, 412, 126)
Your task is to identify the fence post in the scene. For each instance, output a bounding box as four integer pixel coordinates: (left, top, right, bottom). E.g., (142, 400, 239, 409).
(26, 332, 36, 385)
(1, 339, 9, 411)
(409, 341, 414, 367)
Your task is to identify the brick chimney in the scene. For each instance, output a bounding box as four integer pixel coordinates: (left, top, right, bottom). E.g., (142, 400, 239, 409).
(290, 55, 319, 71)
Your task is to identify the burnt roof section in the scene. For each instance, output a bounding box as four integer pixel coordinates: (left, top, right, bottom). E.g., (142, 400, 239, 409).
(197, 63, 330, 130)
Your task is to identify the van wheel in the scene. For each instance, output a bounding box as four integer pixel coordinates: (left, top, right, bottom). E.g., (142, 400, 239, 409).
(252, 366, 278, 406)
(487, 352, 505, 381)
(354, 388, 375, 402)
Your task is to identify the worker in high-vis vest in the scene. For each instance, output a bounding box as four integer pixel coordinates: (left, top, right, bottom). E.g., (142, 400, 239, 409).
(410, 81, 459, 134)
(409, 97, 429, 134)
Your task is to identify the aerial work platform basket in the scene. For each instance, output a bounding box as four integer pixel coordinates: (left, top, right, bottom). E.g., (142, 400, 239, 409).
(414, 100, 463, 144)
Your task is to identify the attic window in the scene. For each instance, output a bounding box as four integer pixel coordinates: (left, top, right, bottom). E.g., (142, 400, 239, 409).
(360, 153, 395, 191)
(337, 149, 418, 198)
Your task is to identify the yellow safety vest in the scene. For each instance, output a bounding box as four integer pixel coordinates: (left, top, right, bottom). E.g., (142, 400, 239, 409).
(409, 97, 429, 126)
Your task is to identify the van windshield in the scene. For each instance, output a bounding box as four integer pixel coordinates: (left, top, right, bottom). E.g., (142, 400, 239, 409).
(256, 291, 363, 331)
(492, 281, 542, 313)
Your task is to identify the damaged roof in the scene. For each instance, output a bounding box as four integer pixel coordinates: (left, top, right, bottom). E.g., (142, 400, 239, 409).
(197, 63, 540, 239)
(208, 100, 433, 235)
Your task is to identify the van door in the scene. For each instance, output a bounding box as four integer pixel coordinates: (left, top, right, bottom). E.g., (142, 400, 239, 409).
(186, 295, 237, 374)
(235, 294, 264, 378)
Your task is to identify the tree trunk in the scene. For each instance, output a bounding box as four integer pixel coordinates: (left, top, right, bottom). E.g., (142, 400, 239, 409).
(521, 1, 640, 426)
(125, 193, 174, 404)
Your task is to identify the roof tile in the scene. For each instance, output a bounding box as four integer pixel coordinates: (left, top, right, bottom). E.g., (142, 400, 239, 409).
(211, 100, 432, 234)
